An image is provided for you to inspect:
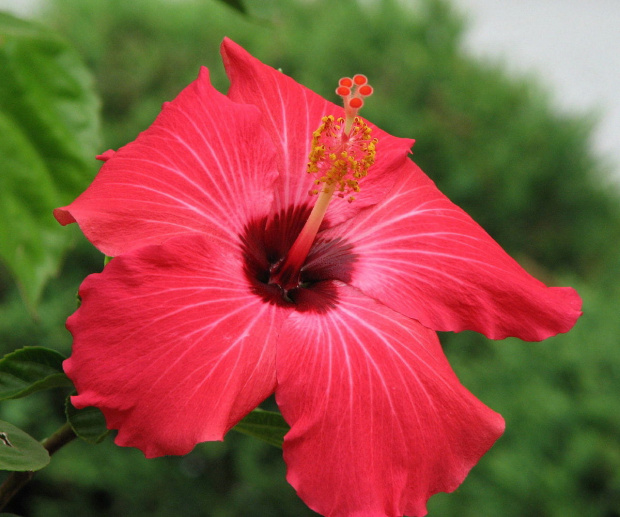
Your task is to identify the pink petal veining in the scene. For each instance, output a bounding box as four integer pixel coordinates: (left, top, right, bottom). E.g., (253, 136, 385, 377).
(65, 233, 286, 457)
(54, 67, 278, 257)
(319, 159, 582, 341)
(276, 282, 504, 517)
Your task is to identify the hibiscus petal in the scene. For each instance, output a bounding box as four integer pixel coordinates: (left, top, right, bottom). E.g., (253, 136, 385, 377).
(54, 66, 278, 256)
(220, 38, 414, 227)
(276, 282, 504, 517)
(320, 159, 582, 341)
(64, 233, 286, 458)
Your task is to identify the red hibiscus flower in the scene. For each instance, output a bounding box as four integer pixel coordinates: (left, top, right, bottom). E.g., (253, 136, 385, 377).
(54, 39, 582, 517)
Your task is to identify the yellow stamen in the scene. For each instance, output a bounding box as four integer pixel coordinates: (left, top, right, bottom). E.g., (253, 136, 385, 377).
(307, 115, 377, 203)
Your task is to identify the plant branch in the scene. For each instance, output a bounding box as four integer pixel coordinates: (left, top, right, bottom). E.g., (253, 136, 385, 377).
(0, 422, 76, 511)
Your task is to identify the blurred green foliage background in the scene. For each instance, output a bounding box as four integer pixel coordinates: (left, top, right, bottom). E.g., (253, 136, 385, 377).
(1, 0, 619, 515)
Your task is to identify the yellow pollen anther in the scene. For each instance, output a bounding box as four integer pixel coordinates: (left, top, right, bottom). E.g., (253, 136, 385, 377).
(306, 114, 377, 203)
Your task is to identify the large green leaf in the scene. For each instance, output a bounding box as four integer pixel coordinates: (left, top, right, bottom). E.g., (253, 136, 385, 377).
(0, 420, 50, 471)
(65, 396, 109, 444)
(0, 346, 72, 400)
(0, 12, 100, 310)
(232, 408, 289, 448)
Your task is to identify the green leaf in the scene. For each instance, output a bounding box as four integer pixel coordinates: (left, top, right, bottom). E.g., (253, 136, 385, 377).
(0, 13, 100, 311)
(232, 408, 289, 448)
(0, 346, 73, 401)
(65, 396, 110, 444)
(0, 420, 50, 471)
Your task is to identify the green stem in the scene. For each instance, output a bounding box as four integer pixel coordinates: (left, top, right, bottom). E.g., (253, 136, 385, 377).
(0, 422, 76, 511)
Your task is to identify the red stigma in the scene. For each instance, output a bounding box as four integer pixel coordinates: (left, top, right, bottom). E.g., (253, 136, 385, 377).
(358, 85, 373, 96)
(336, 86, 351, 96)
(349, 97, 363, 109)
(336, 74, 374, 133)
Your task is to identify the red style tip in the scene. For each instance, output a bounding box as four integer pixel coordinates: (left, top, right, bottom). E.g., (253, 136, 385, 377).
(358, 84, 373, 97)
(336, 73, 373, 132)
(336, 85, 351, 97)
(349, 97, 363, 109)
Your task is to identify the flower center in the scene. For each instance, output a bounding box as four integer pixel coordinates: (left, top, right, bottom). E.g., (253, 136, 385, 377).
(240, 206, 356, 311)
(266, 75, 377, 296)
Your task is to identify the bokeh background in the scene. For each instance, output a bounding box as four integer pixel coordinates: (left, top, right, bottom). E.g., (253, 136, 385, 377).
(1, 0, 619, 515)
